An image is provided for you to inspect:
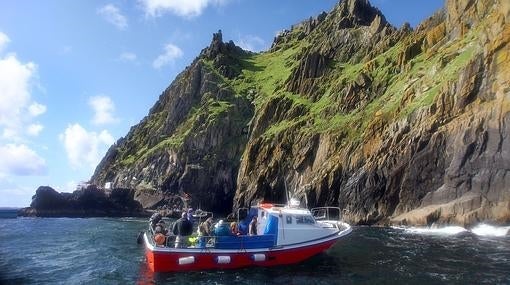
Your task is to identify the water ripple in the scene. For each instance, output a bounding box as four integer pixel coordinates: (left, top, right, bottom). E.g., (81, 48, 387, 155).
(1, 217, 509, 284)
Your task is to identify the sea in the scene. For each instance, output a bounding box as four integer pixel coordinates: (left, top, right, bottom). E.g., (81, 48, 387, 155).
(1, 210, 509, 285)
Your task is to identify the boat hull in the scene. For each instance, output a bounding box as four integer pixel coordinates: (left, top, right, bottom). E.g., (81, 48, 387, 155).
(145, 235, 340, 272)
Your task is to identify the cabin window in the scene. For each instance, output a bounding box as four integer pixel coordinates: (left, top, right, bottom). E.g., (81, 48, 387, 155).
(296, 215, 315, 224)
(286, 216, 292, 224)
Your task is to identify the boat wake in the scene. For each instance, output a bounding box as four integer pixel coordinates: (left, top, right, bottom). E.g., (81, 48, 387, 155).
(392, 223, 510, 237)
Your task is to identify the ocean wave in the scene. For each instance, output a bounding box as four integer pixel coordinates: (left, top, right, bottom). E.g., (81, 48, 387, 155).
(394, 223, 510, 237)
(470, 224, 510, 237)
(399, 226, 468, 235)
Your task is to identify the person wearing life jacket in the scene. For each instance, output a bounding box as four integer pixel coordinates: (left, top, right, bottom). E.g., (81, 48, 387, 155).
(172, 212, 193, 248)
(154, 220, 167, 235)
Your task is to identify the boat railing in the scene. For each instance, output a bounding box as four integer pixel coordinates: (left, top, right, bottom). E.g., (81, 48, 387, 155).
(148, 230, 276, 250)
(311, 207, 343, 221)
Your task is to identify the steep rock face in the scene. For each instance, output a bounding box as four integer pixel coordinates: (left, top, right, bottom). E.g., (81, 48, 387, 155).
(234, 0, 510, 226)
(91, 31, 253, 214)
(91, 0, 509, 226)
(283, 0, 397, 99)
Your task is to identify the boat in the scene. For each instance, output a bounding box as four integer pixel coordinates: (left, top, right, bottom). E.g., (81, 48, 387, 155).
(142, 200, 352, 272)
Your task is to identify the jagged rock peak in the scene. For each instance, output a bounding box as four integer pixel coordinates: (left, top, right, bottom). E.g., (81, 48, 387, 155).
(334, 0, 389, 27)
(200, 29, 245, 60)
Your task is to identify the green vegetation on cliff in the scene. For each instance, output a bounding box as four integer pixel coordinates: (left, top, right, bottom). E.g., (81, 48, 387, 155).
(91, 0, 509, 224)
(217, 16, 483, 143)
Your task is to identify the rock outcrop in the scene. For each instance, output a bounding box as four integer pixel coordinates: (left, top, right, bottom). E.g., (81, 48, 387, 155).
(90, 0, 510, 226)
(90, 30, 253, 215)
(18, 186, 147, 217)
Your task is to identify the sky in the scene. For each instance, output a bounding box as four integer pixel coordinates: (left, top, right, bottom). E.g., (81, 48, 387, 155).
(0, 0, 444, 207)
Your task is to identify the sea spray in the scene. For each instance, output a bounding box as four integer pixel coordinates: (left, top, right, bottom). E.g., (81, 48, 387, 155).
(470, 224, 510, 237)
(394, 223, 510, 237)
(397, 226, 468, 236)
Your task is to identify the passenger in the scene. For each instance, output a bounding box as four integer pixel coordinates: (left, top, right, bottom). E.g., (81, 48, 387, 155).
(230, 222, 241, 236)
(198, 217, 213, 247)
(172, 212, 193, 248)
(154, 220, 168, 235)
(149, 212, 162, 230)
(199, 217, 213, 236)
(187, 208, 194, 224)
(214, 220, 230, 236)
(249, 216, 258, 236)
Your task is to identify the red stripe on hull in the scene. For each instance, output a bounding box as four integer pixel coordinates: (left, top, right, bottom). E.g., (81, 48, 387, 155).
(145, 239, 338, 272)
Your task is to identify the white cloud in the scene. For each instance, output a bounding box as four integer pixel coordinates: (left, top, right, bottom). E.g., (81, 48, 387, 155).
(237, 35, 267, 52)
(152, 43, 183, 69)
(89, 95, 118, 125)
(1, 129, 17, 140)
(0, 53, 43, 139)
(97, 4, 128, 30)
(119, 52, 137, 62)
(28, 102, 46, 117)
(139, 0, 228, 18)
(0, 32, 10, 54)
(27, 123, 43, 136)
(60, 124, 115, 169)
(0, 144, 47, 176)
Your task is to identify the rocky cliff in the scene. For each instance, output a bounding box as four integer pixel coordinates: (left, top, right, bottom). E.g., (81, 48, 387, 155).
(91, 31, 253, 214)
(91, 0, 510, 226)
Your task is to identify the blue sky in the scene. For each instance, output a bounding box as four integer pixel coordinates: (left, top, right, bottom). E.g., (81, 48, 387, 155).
(0, 0, 443, 207)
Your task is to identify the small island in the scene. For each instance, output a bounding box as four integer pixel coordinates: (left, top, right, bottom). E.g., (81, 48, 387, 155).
(18, 185, 149, 218)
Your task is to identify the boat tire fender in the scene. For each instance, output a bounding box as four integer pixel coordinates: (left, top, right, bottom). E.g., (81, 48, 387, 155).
(252, 253, 266, 262)
(216, 256, 231, 264)
(178, 256, 195, 265)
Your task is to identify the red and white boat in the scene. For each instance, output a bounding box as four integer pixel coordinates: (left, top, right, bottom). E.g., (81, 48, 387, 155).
(143, 201, 352, 272)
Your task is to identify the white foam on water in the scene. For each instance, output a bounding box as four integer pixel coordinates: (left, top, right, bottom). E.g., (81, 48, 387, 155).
(402, 226, 468, 235)
(470, 224, 510, 237)
(391, 225, 467, 235)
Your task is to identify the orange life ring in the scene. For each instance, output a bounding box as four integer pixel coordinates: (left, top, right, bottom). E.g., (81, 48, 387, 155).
(260, 203, 273, 209)
(154, 233, 166, 246)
